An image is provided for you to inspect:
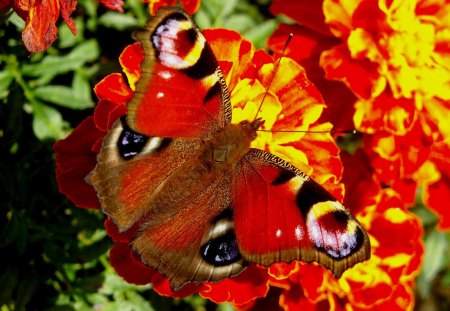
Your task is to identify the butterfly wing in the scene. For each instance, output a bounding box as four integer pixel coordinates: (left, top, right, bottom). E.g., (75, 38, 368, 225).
(232, 149, 370, 277)
(132, 174, 246, 289)
(128, 6, 232, 139)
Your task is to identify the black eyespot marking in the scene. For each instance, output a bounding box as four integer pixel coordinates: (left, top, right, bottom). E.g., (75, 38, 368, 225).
(354, 226, 366, 250)
(296, 180, 335, 217)
(117, 120, 172, 160)
(333, 210, 349, 226)
(118, 123, 148, 160)
(272, 169, 296, 185)
(204, 81, 222, 104)
(212, 208, 233, 223)
(184, 28, 198, 45)
(182, 44, 218, 79)
(201, 231, 242, 266)
(168, 12, 188, 22)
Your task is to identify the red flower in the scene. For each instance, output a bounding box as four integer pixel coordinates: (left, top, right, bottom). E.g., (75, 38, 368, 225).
(421, 139, 450, 230)
(55, 28, 348, 305)
(267, 1, 437, 308)
(3, 0, 124, 52)
(268, 0, 450, 232)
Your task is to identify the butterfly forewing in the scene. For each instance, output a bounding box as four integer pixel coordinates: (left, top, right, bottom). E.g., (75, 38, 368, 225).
(128, 6, 232, 139)
(88, 119, 201, 231)
(232, 149, 370, 277)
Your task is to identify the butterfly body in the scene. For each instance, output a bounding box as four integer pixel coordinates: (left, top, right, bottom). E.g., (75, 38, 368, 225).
(127, 120, 259, 224)
(88, 7, 370, 290)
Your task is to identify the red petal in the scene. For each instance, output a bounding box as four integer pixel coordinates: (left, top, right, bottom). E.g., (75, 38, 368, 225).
(22, 0, 60, 52)
(180, 0, 201, 15)
(100, 0, 124, 13)
(53, 117, 104, 209)
(151, 273, 204, 298)
(119, 43, 144, 87)
(93, 99, 126, 131)
(268, 24, 356, 132)
(341, 150, 381, 215)
(204, 29, 253, 91)
(109, 243, 156, 285)
(149, 0, 177, 16)
(424, 175, 450, 230)
(270, 0, 331, 36)
(321, 44, 380, 100)
(104, 218, 138, 243)
(94, 73, 133, 103)
(59, 0, 77, 34)
(392, 179, 417, 207)
(200, 265, 269, 304)
(0, 0, 10, 10)
(238, 287, 284, 311)
(148, 0, 200, 15)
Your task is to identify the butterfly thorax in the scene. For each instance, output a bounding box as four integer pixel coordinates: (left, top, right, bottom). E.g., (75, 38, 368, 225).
(202, 119, 264, 172)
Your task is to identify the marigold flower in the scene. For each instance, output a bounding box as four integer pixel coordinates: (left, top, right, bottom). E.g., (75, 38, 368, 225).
(54, 28, 352, 305)
(2, 0, 124, 52)
(268, 0, 450, 231)
(271, 0, 450, 135)
(269, 0, 428, 310)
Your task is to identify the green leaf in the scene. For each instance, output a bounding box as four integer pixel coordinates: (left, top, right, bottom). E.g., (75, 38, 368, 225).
(417, 229, 448, 298)
(34, 85, 94, 110)
(73, 71, 93, 100)
(98, 12, 140, 31)
(31, 102, 65, 140)
(222, 14, 255, 32)
(8, 12, 25, 30)
(0, 265, 18, 304)
(216, 303, 236, 311)
(16, 273, 40, 311)
(0, 210, 27, 252)
(244, 19, 279, 49)
(0, 70, 14, 99)
(22, 40, 100, 78)
(202, 0, 238, 22)
(58, 17, 85, 49)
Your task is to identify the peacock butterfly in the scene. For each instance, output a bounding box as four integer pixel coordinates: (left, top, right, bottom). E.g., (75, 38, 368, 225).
(88, 6, 371, 290)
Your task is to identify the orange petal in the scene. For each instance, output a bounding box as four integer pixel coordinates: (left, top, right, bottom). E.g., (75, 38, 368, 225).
(22, 0, 60, 52)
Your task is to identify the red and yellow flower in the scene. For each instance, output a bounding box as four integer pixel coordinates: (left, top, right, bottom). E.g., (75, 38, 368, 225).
(269, 0, 450, 230)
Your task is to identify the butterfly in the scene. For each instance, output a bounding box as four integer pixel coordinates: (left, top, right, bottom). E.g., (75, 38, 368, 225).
(88, 6, 371, 290)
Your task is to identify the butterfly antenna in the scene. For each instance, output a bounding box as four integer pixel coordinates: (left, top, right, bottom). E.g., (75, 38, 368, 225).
(258, 129, 358, 134)
(252, 33, 294, 122)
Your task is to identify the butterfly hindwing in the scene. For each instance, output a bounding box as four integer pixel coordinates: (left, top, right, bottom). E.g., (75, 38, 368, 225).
(128, 6, 232, 139)
(131, 175, 246, 289)
(232, 149, 370, 277)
